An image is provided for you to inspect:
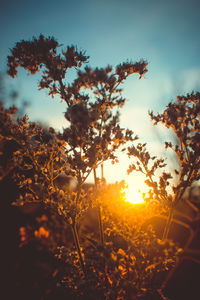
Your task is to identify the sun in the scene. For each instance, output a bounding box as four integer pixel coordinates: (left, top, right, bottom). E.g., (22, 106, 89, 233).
(123, 176, 148, 204)
(124, 186, 145, 204)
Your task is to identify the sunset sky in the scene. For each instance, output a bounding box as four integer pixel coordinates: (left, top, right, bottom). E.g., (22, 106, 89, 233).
(1, 0, 200, 185)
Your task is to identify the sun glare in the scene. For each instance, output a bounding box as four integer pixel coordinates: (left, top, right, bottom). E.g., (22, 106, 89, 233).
(123, 176, 148, 204)
(124, 186, 145, 204)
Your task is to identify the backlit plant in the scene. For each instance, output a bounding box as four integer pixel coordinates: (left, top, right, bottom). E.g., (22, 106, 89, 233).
(2, 35, 196, 299)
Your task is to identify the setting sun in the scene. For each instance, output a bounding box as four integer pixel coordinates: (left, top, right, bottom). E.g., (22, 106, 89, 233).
(122, 175, 148, 205)
(124, 186, 145, 204)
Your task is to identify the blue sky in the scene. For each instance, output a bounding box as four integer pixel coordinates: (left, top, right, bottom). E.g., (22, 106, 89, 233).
(1, 0, 200, 184)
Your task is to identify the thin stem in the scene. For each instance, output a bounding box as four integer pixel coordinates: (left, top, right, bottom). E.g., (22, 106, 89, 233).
(101, 163, 104, 180)
(93, 168, 104, 246)
(76, 179, 82, 205)
(162, 206, 174, 240)
(93, 168, 98, 189)
(51, 157, 54, 188)
(48, 152, 54, 188)
(98, 205, 104, 245)
(71, 223, 87, 278)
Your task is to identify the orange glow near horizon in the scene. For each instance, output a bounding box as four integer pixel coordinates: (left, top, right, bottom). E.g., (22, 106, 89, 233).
(123, 177, 148, 204)
(124, 186, 145, 204)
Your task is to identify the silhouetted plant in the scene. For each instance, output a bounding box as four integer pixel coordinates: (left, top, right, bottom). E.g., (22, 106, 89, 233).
(128, 92, 200, 241)
(64, 63, 146, 245)
(2, 34, 192, 299)
(7, 35, 147, 252)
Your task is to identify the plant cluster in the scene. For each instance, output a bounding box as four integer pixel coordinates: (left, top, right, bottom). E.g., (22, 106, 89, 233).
(128, 92, 200, 239)
(2, 35, 199, 299)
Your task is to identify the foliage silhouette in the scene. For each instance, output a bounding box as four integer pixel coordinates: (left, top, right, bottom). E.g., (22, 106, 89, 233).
(128, 92, 200, 239)
(2, 35, 199, 299)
